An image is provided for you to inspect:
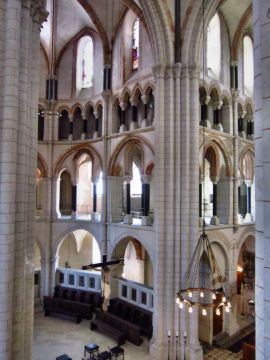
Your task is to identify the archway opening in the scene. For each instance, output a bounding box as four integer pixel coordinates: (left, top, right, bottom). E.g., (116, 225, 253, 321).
(111, 237, 153, 311)
(57, 230, 100, 270)
(34, 242, 41, 301)
(237, 236, 255, 319)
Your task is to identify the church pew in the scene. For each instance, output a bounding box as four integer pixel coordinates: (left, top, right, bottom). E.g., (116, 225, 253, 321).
(91, 308, 142, 346)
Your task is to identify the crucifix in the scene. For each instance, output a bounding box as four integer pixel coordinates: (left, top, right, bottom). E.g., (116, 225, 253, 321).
(82, 254, 124, 311)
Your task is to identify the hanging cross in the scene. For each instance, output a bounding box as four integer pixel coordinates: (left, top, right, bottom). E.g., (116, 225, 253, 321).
(82, 254, 123, 270)
(82, 254, 124, 312)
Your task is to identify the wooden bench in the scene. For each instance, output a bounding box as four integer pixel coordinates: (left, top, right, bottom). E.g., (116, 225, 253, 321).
(44, 296, 82, 323)
(91, 309, 142, 346)
(91, 319, 126, 346)
(242, 342, 255, 360)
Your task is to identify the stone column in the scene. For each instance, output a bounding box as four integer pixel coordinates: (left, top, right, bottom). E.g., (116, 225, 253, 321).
(119, 102, 127, 133)
(93, 111, 99, 139)
(238, 114, 246, 138)
(141, 175, 151, 225)
(141, 95, 149, 127)
(200, 95, 211, 128)
(217, 177, 234, 224)
(253, 1, 270, 357)
(91, 176, 99, 221)
(210, 177, 220, 225)
(68, 114, 73, 141)
(244, 180, 253, 222)
(247, 117, 254, 140)
(188, 66, 203, 360)
(213, 101, 223, 131)
(129, 97, 139, 130)
(199, 176, 204, 227)
(81, 111, 87, 140)
(123, 176, 132, 224)
(0, 2, 21, 357)
(232, 90, 240, 225)
(49, 256, 59, 295)
(71, 177, 78, 219)
(107, 176, 123, 223)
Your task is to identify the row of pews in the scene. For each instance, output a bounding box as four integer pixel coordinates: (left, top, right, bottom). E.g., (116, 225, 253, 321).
(43, 286, 152, 346)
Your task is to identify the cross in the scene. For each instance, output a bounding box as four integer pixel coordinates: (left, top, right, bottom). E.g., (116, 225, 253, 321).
(82, 254, 123, 270)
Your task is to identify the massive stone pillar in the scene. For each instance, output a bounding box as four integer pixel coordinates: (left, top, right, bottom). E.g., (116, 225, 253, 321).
(0, 1, 47, 359)
(253, 1, 270, 358)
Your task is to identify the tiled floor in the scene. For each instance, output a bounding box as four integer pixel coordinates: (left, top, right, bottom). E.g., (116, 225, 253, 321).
(33, 310, 152, 360)
(203, 348, 242, 360)
(33, 309, 243, 360)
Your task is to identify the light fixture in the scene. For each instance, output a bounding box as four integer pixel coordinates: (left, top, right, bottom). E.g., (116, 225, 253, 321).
(175, 0, 231, 316)
(202, 308, 207, 316)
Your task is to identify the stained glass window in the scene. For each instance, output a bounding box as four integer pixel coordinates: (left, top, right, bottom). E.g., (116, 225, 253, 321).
(132, 18, 139, 70)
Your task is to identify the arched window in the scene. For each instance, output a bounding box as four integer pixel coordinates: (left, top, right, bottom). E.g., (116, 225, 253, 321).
(207, 14, 221, 79)
(130, 162, 142, 197)
(132, 18, 140, 70)
(76, 36, 93, 90)
(243, 36, 254, 96)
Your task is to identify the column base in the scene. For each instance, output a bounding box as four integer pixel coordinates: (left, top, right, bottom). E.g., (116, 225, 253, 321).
(91, 212, 100, 221)
(200, 120, 211, 128)
(71, 211, 77, 219)
(239, 131, 246, 138)
(213, 123, 224, 132)
(237, 213, 243, 224)
(129, 121, 139, 130)
(124, 214, 133, 224)
(68, 134, 73, 141)
(81, 133, 86, 140)
(210, 216, 220, 225)
(141, 118, 149, 128)
(141, 216, 151, 226)
(93, 131, 99, 139)
(244, 213, 253, 223)
(119, 124, 127, 133)
(199, 217, 204, 227)
(149, 342, 166, 360)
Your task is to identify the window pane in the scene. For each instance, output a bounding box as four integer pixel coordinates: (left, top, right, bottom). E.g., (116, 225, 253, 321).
(207, 14, 221, 79)
(243, 36, 254, 96)
(132, 19, 139, 70)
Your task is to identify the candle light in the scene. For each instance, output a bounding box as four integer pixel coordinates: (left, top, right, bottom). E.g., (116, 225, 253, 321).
(168, 330, 171, 337)
(184, 331, 187, 338)
(176, 331, 179, 337)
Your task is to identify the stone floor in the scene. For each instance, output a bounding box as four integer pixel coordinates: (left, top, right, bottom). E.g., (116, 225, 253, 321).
(203, 348, 242, 360)
(33, 310, 243, 360)
(33, 311, 152, 360)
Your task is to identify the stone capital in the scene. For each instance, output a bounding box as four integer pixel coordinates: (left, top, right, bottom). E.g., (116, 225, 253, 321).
(31, 0, 49, 27)
(172, 63, 182, 78)
(231, 89, 240, 100)
(93, 111, 99, 119)
(91, 176, 100, 185)
(245, 179, 253, 187)
(71, 177, 79, 186)
(123, 175, 132, 183)
(210, 176, 220, 184)
(141, 175, 151, 184)
(119, 102, 128, 111)
(189, 64, 201, 79)
(213, 100, 223, 110)
(152, 64, 166, 79)
(141, 95, 150, 105)
(129, 97, 139, 107)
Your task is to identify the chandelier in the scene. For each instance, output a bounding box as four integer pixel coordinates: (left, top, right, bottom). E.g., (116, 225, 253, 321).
(176, 229, 231, 316)
(175, 0, 231, 318)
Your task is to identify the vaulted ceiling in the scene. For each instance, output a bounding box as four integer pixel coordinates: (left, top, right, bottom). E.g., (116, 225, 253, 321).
(40, 0, 252, 68)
